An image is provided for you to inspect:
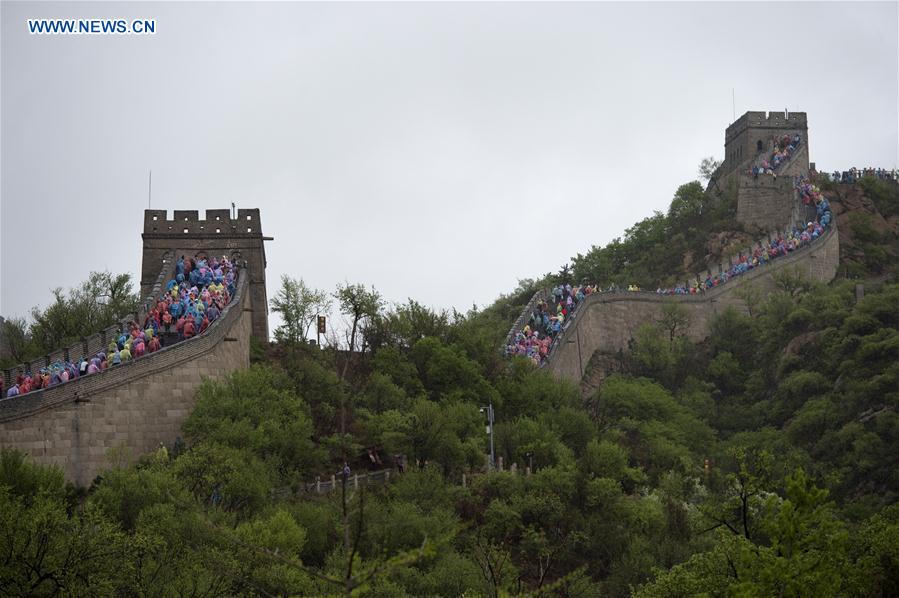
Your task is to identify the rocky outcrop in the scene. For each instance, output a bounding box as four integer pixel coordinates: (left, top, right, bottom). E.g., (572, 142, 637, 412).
(826, 181, 899, 276)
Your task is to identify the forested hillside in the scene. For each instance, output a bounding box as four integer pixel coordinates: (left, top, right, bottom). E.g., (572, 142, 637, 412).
(2, 176, 898, 596)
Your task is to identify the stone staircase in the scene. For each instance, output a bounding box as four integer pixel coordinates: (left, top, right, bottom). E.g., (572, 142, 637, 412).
(502, 288, 548, 351)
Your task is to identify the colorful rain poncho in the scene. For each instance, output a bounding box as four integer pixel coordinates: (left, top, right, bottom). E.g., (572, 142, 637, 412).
(507, 194, 832, 367)
(505, 284, 598, 366)
(750, 134, 801, 177)
(5, 256, 239, 399)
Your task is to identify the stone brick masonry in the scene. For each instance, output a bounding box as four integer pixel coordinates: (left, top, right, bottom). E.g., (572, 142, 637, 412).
(736, 175, 798, 232)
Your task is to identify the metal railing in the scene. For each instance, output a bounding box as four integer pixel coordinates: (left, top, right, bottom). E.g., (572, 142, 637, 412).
(271, 469, 394, 498)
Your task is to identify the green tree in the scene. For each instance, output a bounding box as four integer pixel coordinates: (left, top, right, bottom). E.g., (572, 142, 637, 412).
(848, 503, 899, 595)
(127, 503, 234, 595)
(698, 156, 722, 183)
(409, 337, 497, 404)
(657, 302, 692, 343)
(0, 452, 129, 595)
(182, 365, 325, 479)
(270, 275, 332, 344)
(596, 375, 714, 480)
(859, 174, 899, 217)
(335, 282, 384, 357)
(708, 306, 758, 364)
(367, 299, 452, 352)
(639, 470, 853, 597)
(172, 442, 274, 517)
(667, 181, 707, 232)
(89, 464, 190, 531)
(729, 469, 850, 597)
(702, 446, 773, 541)
(27, 271, 139, 356)
(627, 323, 692, 389)
(0, 448, 68, 502)
(0, 317, 30, 366)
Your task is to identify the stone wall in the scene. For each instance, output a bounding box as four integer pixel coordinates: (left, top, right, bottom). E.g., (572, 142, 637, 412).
(545, 225, 840, 384)
(0, 275, 252, 487)
(735, 175, 798, 232)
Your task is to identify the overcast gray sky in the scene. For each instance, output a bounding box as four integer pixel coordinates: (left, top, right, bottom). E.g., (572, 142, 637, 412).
(2, 1, 897, 334)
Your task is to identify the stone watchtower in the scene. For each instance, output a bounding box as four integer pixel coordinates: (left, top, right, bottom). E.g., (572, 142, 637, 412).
(720, 111, 812, 232)
(141, 208, 272, 341)
(721, 110, 809, 179)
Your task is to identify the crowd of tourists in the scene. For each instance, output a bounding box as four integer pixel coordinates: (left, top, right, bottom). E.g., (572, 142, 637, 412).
(506, 212, 828, 363)
(819, 167, 898, 184)
(654, 219, 828, 296)
(794, 176, 833, 225)
(653, 174, 832, 296)
(3, 255, 239, 399)
(505, 181, 835, 365)
(505, 284, 601, 365)
(750, 134, 802, 177)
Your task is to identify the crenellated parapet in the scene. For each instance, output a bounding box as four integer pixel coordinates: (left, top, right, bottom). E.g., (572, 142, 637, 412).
(142, 208, 263, 237)
(725, 111, 808, 145)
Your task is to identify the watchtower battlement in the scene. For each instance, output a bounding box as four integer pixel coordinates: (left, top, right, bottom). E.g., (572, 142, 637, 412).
(143, 208, 263, 236)
(141, 208, 270, 341)
(725, 111, 808, 143)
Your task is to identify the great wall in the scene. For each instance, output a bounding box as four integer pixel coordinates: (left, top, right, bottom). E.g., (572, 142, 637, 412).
(502, 111, 843, 390)
(544, 224, 839, 388)
(0, 209, 270, 486)
(0, 111, 845, 485)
